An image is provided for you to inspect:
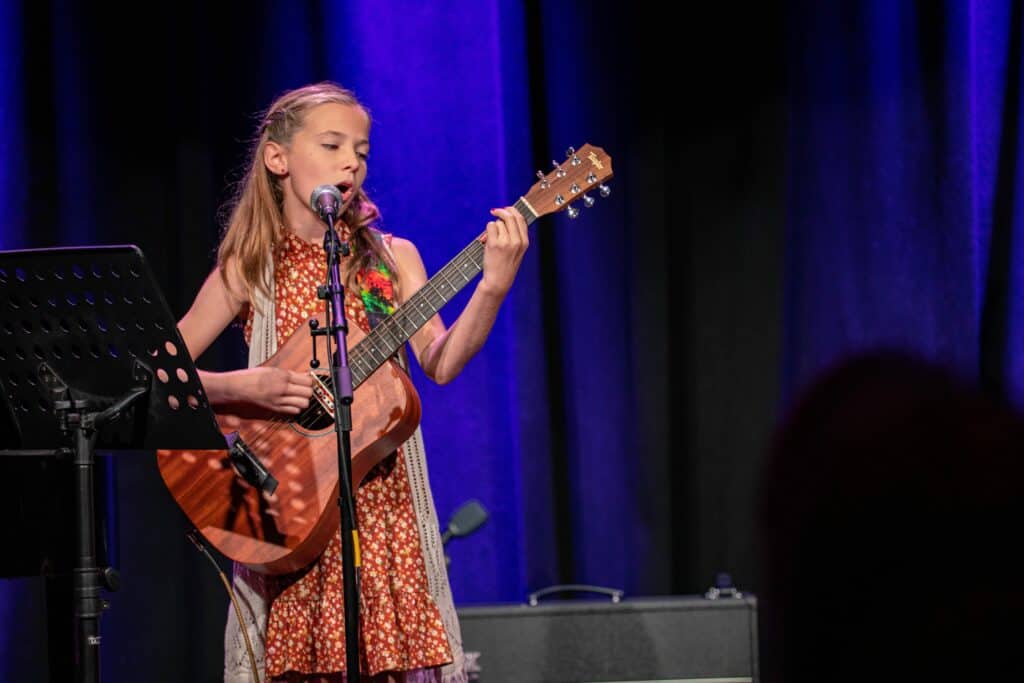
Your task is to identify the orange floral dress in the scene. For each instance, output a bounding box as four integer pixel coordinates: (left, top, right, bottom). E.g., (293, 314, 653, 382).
(244, 229, 453, 679)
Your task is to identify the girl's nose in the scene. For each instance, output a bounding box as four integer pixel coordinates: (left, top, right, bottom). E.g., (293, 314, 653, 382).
(340, 149, 359, 171)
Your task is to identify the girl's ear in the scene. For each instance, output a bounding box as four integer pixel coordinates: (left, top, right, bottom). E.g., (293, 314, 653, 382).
(263, 141, 288, 176)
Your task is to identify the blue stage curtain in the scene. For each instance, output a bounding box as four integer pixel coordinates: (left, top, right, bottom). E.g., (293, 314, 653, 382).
(785, 0, 1024, 405)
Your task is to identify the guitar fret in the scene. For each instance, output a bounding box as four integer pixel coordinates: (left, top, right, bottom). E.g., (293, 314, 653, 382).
(374, 324, 393, 356)
(395, 313, 417, 337)
(515, 198, 537, 225)
(428, 281, 447, 303)
(442, 263, 462, 287)
(359, 354, 374, 381)
(414, 300, 431, 321)
(379, 321, 402, 355)
(351, 359, 366, 386)
(367, 343, 386, 364)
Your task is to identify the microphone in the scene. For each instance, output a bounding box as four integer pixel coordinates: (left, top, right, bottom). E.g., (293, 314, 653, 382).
(310, 184, 344, 222)
(441, 499, 489, 545)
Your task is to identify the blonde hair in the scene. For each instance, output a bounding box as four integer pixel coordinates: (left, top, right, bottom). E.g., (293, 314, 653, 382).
(217, 81, 397, 308)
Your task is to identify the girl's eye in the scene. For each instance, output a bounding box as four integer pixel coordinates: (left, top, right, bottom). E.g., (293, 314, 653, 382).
(357, 152, 369, 161)
(322, 143, 339, 150)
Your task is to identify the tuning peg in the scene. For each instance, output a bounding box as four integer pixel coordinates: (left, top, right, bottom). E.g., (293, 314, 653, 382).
(552, 160, 566, 178)
(536, 170, 549, 189)
(566, 146, 575, 156)
(566, 147, 581, 166)
(567, 205, 580, 219)
(598, 184, 611, 198)
(582, 194, 595, 208)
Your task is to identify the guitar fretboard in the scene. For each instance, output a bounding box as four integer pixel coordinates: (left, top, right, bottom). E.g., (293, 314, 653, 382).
(350, 197, 536, 388)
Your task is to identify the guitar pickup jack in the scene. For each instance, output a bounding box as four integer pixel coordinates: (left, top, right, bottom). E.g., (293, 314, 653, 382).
(226, 432, 279, 494)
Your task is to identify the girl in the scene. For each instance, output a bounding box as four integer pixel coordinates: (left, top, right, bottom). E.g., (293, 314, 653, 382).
(177, 81, 528, 683)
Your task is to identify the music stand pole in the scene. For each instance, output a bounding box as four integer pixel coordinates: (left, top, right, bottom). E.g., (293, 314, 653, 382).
(311, 198, 361, 678)
(70, 402, 103, 683)
(48, 380, 146, 683)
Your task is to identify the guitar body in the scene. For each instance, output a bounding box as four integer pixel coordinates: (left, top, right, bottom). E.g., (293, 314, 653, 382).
(156, 316, 422, 575)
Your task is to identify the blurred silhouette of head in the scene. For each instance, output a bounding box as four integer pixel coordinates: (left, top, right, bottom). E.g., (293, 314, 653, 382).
(758, 350, 1024, 682)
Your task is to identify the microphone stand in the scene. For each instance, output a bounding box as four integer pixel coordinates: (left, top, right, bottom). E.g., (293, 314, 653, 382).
(311, 205, 362, 679)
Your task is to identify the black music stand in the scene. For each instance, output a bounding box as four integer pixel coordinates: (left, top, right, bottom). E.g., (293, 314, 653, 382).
(0, 245, 226, 683)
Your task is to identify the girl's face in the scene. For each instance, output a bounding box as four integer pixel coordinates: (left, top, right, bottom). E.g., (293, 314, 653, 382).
(268, 102, 370, 225)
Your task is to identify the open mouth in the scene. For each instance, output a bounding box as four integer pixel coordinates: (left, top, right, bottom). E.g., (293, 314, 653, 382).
(336, 182, 353, 202)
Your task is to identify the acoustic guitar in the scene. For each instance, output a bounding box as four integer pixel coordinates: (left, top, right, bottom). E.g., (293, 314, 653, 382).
(156, 143, 613, 574)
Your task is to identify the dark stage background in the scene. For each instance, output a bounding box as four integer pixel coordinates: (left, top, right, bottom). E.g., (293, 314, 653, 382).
(2, 1, 1021, 680)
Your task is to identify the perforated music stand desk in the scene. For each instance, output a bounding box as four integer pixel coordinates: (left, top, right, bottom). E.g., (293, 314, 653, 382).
(0, 244, 226, 683)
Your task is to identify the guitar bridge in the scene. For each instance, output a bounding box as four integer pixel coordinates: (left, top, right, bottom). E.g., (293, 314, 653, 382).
(226, 432, 278, 494)
(310, 371, 336, 416)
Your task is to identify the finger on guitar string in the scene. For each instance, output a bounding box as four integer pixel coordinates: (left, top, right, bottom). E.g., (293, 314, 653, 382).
(490, 207, 527, 247)
(488, 217, 507, 245)
(509, 207, 528, 243)
(286, 371, 314, 408)
(288, 369, 315, 390)
(279, 394, 312, 412)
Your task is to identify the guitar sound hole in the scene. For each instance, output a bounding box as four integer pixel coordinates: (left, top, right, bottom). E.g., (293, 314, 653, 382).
(300, 406, 335, 431)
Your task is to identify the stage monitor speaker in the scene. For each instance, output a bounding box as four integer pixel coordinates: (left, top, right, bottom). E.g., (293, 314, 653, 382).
(457, 594, 758, 683)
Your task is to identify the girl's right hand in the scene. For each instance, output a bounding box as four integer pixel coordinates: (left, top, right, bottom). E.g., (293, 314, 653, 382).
(236, 366, 314, 415)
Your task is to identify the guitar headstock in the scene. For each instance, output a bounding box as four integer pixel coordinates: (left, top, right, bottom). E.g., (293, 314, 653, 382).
(521, 144, 613, 220)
